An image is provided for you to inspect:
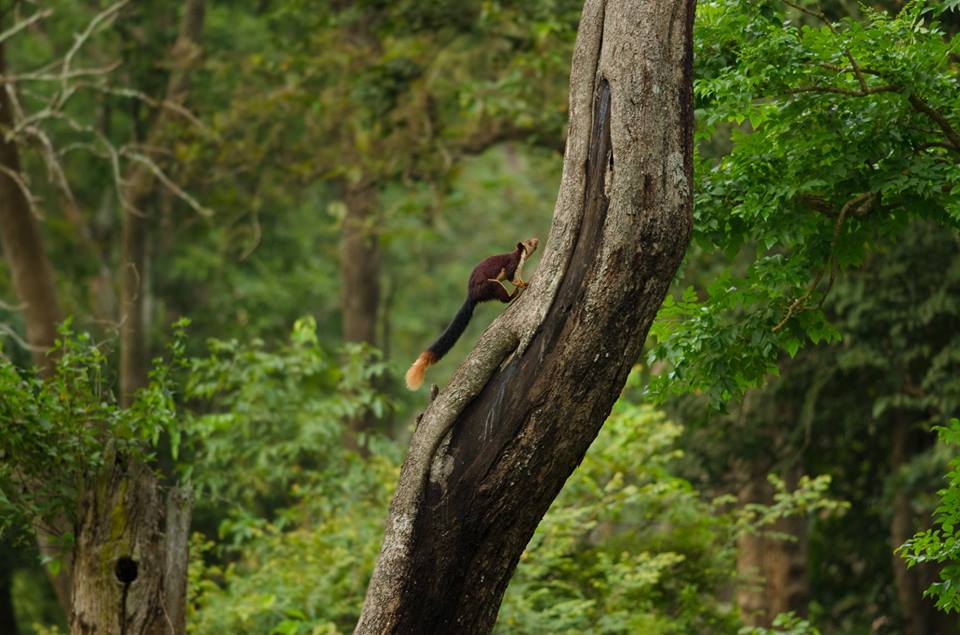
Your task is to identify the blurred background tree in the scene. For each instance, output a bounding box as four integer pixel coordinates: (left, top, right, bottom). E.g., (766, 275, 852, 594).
(1, 0, 959, 633)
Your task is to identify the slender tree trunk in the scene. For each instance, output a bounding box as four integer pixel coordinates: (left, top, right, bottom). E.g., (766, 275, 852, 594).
(339, 184, 382, 447)
(0, 42, 62, 375)
(890, 416, 956, 635)
(356, 0, 695, 631)
(120, 0, 205, 406)
(736, 468, 809, 626)
(1, 36, 73, 613)
(340, 184, 381, 346)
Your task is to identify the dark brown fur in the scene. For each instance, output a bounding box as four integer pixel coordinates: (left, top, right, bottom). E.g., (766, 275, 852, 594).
(405, 238, 538, 389)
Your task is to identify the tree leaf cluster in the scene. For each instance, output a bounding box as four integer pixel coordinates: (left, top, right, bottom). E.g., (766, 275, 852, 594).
(649, 0, 960, 407)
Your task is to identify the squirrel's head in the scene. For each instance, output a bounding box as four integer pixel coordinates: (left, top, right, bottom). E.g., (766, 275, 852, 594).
(517, 237, 539, 257)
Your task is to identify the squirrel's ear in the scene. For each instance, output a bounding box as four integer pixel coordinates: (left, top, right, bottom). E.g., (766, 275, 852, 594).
(517, 242, 524, 250)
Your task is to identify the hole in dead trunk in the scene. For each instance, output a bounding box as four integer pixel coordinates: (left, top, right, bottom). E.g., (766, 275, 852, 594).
(115, 557, 138, 584)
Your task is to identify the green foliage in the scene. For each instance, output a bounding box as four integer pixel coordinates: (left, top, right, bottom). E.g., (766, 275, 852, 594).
(899, 419, 960, 613)
(187, 456, 394, 635)
(497, 401, 845, 634)
(498, 405, 731, 634)
(739, 612, 821, 635)
(184, 316, 391, 512)
(183, 321, 397, 634)
(650, 0, 960, 406)
(0, 320, 186, 548)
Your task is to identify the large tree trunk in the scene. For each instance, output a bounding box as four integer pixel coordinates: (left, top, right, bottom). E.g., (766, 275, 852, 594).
(355, 0, 695, 631)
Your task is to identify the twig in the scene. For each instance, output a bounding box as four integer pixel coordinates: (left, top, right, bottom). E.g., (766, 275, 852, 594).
(0, 298, 26, 311)
(0, 62, 122, 85)
(782, 0, 869, 91)
(59, 1, 130, 108)
(75, 82, 214, 137)
(120, 149, 213, 217)
(908, 95, 960, 152)
(0, 322, 48, 353)
(818, 62, 882, 76)
(773, 191, 877, 331)
(0, 164, 42, 219)
(788, 84, 899, 96)
(0, 9, 53, 45)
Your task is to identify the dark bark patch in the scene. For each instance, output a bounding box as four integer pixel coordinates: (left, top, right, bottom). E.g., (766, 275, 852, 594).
(115, 556, 139, 584)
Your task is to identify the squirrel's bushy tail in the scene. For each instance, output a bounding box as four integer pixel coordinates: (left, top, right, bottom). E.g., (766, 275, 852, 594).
(405, 298, 476, 390)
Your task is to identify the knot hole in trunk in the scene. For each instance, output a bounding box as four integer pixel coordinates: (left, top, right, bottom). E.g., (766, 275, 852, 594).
(115, 556, 138, 584)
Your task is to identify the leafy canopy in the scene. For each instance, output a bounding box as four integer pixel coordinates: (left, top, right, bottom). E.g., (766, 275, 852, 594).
(649, 0, 960, 406)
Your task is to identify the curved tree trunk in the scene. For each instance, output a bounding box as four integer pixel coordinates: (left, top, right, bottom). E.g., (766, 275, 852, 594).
(355, 0, 695, 632)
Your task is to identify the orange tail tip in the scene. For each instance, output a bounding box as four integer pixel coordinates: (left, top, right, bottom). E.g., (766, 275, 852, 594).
(405, 351, 437, 390)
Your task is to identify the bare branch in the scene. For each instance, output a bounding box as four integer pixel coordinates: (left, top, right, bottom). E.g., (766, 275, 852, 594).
(0, 297, 26, 311)
(120, 148, 213, 217)
(58, 1, 130, 107)
(0, 322, 48, 353)
(76, 82, 214, 136)
(0, 62, 122, 85)
(0, 9, 53, 45)
(0, 164, 42, 219)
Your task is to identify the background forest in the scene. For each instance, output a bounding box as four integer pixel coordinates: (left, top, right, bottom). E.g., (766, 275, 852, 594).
(1, 0, 959, 634)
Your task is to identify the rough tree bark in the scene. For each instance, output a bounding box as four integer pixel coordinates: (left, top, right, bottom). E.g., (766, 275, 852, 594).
(355, 0, 695, 632)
